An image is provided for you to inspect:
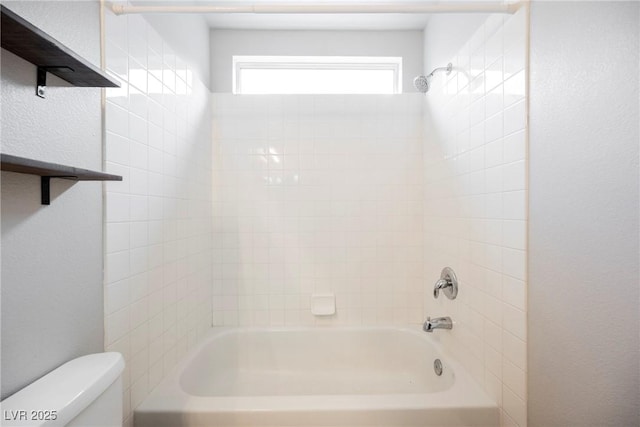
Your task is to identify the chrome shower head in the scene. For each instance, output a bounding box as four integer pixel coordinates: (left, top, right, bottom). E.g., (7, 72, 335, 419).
(413, 63, 453, 93)
(413, 75, 430, 93)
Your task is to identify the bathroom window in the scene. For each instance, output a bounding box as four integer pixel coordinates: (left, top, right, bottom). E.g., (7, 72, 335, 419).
(233, 56, 402, 94)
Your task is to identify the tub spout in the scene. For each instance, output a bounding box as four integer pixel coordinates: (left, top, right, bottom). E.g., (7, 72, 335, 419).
(423, 316, 453, 333)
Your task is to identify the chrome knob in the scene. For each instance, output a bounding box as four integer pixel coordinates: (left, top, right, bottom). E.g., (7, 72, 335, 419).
(433, 267, 458, 299)
(433, 279, 449, 298)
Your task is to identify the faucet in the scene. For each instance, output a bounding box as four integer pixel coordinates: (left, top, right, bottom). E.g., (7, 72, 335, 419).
(423, 316, 453, 333)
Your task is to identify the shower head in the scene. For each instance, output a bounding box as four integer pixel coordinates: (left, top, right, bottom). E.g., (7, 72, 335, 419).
(413, 75, 430, 93)
(413, 62, 453, 93)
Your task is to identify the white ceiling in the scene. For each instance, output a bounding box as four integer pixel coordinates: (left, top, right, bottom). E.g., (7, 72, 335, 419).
(131, 0, 433, 30)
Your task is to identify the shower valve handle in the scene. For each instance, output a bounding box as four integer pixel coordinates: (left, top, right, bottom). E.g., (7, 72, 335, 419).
(433, 267, 458, 300)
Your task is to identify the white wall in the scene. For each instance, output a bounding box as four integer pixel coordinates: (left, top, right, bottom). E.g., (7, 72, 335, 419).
(422, 14, 488, 74)
(210, 30, 423, 93)
(1, 0, 104, 399)
(142, 14, 211, 89)
(528, 2, 640, 425)
(103, 7, 213, 426)
(422, 9, 528, 427)
(212, 94, 424, 326)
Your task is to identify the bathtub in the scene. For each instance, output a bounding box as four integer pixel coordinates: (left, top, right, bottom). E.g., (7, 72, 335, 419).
(135, 327, 498, 427)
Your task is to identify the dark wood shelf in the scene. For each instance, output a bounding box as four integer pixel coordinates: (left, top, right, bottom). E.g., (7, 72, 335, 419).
(1, 5, 120, 97)
(1, 153, 122, 180)
(1, 153, 122, 205)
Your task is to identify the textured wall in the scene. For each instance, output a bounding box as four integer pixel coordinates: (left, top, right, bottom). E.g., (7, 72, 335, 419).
(0, 0, 104, 399)
(103, 7, 213, 425)
(528, 2, 640, 425)
(422, 9, 528, 427)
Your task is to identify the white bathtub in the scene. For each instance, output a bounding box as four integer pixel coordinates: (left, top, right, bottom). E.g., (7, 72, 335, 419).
(135, 327, 498, 427)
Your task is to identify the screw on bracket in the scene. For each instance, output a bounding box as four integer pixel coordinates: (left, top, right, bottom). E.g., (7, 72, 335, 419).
(36, 67, 47, 98)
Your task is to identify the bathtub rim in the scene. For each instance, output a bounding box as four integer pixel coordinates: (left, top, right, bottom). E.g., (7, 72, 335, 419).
(136, 325, 498, 415)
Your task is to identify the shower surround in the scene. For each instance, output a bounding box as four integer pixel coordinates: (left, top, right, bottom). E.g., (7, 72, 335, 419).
(211, 94, 425, 326)
(103, 9, 213, 427)
(101, 5, 528, 426)
(210, 10, 529, 424)
(423, 9, 528, 427)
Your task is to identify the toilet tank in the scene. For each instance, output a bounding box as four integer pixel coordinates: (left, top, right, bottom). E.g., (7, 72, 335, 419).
(0, 352, 125, 427)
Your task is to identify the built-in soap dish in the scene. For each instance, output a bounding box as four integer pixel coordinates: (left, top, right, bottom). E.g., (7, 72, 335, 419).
(310, 293, 336, 316)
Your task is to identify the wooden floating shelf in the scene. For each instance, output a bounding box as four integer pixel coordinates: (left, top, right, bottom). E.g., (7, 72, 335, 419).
(0, 153, 122, 180)
(0, 5, 120, 98)
(1, 153, 122, 205)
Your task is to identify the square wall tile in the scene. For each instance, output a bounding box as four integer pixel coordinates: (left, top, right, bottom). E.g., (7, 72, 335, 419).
(104, 5, 212, 424)
(423, 9, 528, 427)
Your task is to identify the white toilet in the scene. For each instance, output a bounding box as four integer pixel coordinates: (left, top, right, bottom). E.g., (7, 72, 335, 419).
(0, 352, 124, 426)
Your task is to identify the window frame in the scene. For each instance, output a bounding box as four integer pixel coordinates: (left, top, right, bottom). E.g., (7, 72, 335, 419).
(232, 55, 403, 95)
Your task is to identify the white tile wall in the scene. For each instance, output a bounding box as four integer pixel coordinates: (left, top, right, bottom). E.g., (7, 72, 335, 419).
(103, 8, 212, 426)
(212, 94, 424, 326)
(102, 8, 525, 425)
(422, 9, 528, 427)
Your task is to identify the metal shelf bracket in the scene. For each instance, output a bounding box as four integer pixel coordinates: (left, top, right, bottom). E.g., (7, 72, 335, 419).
(36, 66, 74, 98)
(40, 176, 50, 205)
